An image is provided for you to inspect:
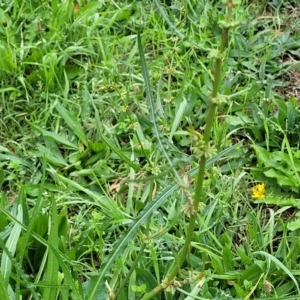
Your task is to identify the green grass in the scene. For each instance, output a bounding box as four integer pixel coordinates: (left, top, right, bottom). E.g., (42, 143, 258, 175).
(1, 0, 300, 299)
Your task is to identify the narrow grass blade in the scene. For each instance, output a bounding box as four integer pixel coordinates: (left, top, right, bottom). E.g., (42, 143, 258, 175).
(0, 272, 10, 300)
(152, 0, 211, 76)
(83, 181, 178, 300)
(0, 168, 3, 189)
(55, 173, 124, 219)
(83, 142, 241, 299)
(153, 0, 184, 39)
(90, 96, 140, 170)
(0, 206, 82, 299)
(29, 122, 78, 149)
(55, 101, 88, 147)
(34, 144, 68, 167)
(97, 131, 139, 170)
(43, 195, 59, 300)
(137, 31, 182, 182)
(169, 97, 187, 142)
(253, 251, 300, 295)
(17, 160, 47, 298)
(49, 245, 83, 299)
(0, 204, 23, 286)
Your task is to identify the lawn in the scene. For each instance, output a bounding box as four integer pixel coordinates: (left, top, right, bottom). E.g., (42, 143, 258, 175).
(1, 0, 300, 299)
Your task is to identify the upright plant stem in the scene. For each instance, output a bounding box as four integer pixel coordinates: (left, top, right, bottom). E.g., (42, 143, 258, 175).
(141, 2, 233, 299)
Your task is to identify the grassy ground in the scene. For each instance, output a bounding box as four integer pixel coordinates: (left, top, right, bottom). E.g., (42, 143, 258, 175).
(1, 0, 300, 299)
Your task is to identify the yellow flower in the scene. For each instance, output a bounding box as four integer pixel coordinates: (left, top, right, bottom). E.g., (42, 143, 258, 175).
(252, 183, 265, 199)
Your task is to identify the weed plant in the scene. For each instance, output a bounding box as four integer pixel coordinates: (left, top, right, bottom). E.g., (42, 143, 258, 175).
(1, 0, 300, 299)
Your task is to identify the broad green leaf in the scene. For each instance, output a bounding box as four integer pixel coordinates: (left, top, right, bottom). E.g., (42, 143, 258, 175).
(29, 123, 78, 149)
(287, 218, 300, 231)
(211, 256, 224, 274)
(128, 269, 136, 300)
(55, 101, 88, 147)
(17, 187, 29, 230)
(241, 60, 258, 71)
(276, 281, 297, 298)
(69, 169, 100, 177)
(0, 47, 16, 73)
(264, 168, 298, 188)
(44, 138, 68, 164)
(82, 142, 242, 300)
(255, 196, 300, 208)
(236, 246, 252, 266)
(252, 144, 273, 167)
(225, 115, 246, 126)
(233, 283, 247, 298)
(88, 141, 105, 153)
(0, 87, 19, 93)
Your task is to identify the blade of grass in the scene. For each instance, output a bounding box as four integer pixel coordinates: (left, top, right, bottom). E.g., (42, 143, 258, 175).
(83, 177, 180, 300)
(33, 144, 68, 167)
(55, 173, 124, 219)
(89, 95, 140, 171)
(42, 194, 59, 300)
(0, 204, 23, 287)
(137, 31, 182, 183)
(169, 97, 187, 142)
(153, 0, 211, 76)
(29, 122, 79, 149)
(55, 101, 88, 147)
(0, 153, 33, 169)
(253, 251, 300, 295)
(82, 142, 242, 300)
(0, 272, 10, 300)
(16, 158, 47, 299)
(182, 277, 206, 300)
(0, 207, 82, 299)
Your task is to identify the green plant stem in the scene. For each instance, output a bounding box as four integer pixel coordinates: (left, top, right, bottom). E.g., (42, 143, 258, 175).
(140, 2, 233, 299)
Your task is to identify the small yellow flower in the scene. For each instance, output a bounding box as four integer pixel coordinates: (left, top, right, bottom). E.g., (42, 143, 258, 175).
(252, 183, 265, 199)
